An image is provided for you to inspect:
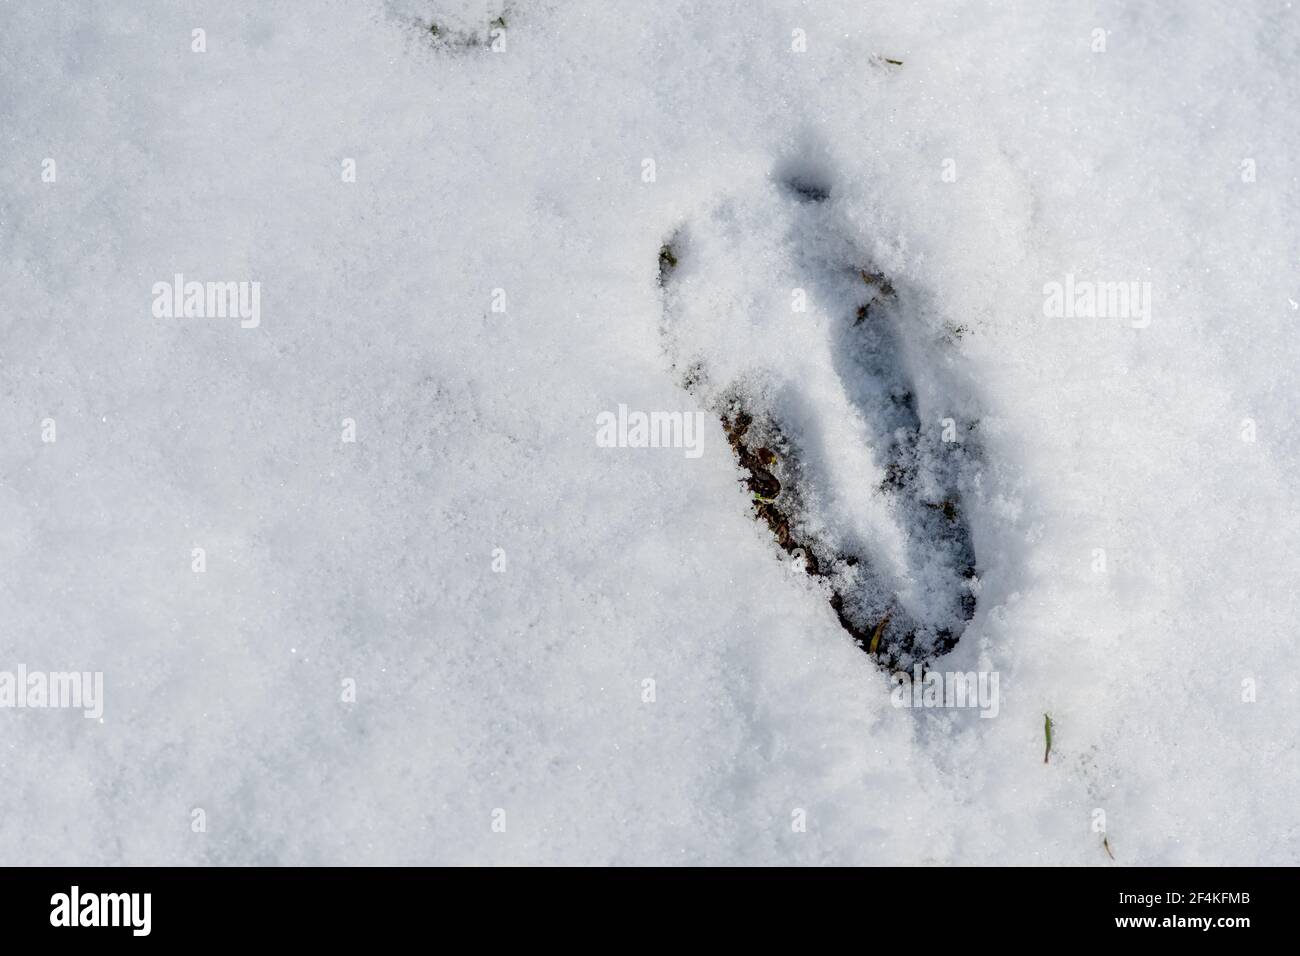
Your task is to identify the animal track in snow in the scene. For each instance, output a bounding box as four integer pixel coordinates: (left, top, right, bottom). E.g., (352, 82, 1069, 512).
(393, 1, 513, 54)
(659, 165, 980, 670)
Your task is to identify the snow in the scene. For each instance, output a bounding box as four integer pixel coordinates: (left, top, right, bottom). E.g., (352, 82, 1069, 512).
(1, 0, 1297, 864)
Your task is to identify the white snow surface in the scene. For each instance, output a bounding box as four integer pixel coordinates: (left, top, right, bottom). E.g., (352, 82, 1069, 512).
(1, 0, 1298, 864)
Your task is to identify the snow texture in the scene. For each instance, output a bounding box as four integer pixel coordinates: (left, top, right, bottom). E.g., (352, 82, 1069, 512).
(1, 0, 1298, 864)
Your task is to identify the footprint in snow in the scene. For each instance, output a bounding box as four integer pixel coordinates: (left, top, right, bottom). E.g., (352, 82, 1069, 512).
(658, 163, 980, 671)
